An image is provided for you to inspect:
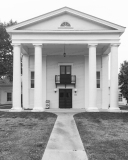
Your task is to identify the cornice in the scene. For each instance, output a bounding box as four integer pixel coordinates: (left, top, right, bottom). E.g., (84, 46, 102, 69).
(7, 30, 124, 34)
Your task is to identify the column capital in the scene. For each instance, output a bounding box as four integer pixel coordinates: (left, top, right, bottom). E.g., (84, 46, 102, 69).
(110, 43, 120, 47)
(12, 43, 21, 46)
(33, 43, 43, 47)
(88, 43, 98, 47)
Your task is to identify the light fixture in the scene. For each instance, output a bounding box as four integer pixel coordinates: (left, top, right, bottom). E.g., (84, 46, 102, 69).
(74, 88, 77, 93)
(54, 88, 57, 93)
(63, 44, 66, 57)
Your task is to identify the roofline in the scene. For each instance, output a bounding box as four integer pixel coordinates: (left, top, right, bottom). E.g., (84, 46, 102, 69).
(6, 7, 126, 31)
(7, 29, 125, 34)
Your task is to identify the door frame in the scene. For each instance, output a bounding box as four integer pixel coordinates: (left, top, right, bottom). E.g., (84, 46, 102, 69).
(58, 88, 73, 109)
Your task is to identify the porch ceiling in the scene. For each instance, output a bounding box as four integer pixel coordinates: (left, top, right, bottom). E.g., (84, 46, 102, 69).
(22, 43, 110, 55)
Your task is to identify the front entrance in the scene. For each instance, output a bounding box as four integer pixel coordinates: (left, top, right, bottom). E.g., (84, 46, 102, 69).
(59, 89, 72, 108)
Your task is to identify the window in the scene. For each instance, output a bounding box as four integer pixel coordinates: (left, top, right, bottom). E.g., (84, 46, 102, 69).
(119, 94, 123, 102)
(7, 93, 12, 101)
(31, 71, 34, 88)
(61, 22, 71, 27)
(60, 66, 71, 75)
(97, 71, 100, 88)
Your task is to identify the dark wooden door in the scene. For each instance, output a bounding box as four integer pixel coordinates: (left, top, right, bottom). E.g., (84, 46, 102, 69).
(59, 89, 72, 108)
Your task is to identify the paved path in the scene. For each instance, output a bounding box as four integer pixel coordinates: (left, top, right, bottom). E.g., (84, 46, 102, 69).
(42, 113, 88, 160)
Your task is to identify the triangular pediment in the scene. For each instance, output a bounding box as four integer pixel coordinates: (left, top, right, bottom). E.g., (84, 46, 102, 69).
(7, 7, 125, 32)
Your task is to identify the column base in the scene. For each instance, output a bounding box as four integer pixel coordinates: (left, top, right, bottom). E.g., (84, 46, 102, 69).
(109, 107, 121, 112)
(9, 107, 23, 112)
(98, 109, 109, 112)
(86, 107, 99, 112)
(32, 108, 44, 112)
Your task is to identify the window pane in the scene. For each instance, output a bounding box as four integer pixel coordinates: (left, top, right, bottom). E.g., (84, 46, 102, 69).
(66, 92, 71, 98)
(7, 93, 12, 101)
(66, 66, 71, 74)
(97, 80, 100, 88)
(31, 80, 34, 88)
(97, 72, 100, 79)
(60, 93, 64, 98)
(31, 72, 34, 79)
(60, 66, 65, 74)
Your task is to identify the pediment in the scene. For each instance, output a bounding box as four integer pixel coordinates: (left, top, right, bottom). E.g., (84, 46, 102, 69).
(7, 7, 125, 32)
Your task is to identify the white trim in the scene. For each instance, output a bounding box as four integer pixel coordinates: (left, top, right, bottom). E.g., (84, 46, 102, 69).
(58, 63, 73, 66)
(8, 30, 124, 33)
(12, 39, 120, 44)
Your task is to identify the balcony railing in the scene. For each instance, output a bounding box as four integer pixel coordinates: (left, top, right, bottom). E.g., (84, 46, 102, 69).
(55, 75, 76, 87)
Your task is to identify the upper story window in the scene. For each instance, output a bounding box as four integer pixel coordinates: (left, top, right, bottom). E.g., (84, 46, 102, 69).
(97, 71, 100, 88)
(31, 71, 34, 88)
(61, 22, 71, 27)
(60, 66, 71, 75)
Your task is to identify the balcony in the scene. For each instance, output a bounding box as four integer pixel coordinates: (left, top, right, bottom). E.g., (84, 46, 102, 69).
(55, 75, 76, 87)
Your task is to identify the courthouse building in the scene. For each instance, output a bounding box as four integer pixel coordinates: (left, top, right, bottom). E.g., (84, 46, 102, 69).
(7, 7, 125, 111)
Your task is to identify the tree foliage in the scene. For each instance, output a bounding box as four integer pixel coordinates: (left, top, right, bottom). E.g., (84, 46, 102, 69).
(119, 60, 128, 103)
(0, 20, 17, 81)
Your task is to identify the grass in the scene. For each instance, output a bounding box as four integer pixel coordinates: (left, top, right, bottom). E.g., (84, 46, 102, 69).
(0, 111, 57, 160)
(74, 112, 128, 160)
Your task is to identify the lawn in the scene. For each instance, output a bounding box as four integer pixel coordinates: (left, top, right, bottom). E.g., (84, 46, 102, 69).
(74, 112, 128, 160)
(0, 111, 57, 160)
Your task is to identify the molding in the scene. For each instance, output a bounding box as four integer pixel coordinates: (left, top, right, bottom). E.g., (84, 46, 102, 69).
(110, 43, 120, 47)
(12, 39, 120, 44)
(33, 43, 43, 47)
(58, 63, 73, 66)
(7, 29, 125, 34)
(88, 43, 98, 47)
(12, 43, 21, 46)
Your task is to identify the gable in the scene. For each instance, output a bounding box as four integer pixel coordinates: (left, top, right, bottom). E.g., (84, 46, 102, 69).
(16, 13, 115, 31)
(7, 7, 125, 34)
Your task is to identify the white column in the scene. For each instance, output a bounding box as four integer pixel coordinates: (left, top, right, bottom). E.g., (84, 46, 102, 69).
(109, 44, 120, 111)
(42, 55, 46, 108)
(33, 44, 44, 111)
(22, 54, 29, 109)
(84, 55, 89, 109)
(12, 44, 22, 110)
(88, 44, 98, 111)
(102, 55, 109, 110)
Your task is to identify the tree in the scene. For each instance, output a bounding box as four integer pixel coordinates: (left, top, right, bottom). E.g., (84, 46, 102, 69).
(0, 20, 17, 81)
(119, 60, 128, 103)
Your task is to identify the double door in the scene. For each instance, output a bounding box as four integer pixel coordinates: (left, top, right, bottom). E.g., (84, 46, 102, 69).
(59, 89, 72, 108)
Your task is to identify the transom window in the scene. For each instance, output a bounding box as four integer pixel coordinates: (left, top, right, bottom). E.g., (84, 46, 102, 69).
(96, 71, 100, 88)
(31, 71, 34, 88)
(60, 66, 71, 75)
(60, 22, 71, 27)
(7, 92, 12, 101)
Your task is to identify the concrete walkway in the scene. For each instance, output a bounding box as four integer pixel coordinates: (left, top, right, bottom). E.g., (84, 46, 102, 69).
(42, 113, 88, 160)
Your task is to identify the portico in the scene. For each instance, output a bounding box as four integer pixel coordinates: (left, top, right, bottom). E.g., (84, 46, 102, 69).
(7, 7, 125, 111)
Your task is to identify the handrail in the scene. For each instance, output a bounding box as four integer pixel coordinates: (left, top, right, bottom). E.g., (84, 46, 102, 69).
(55, 75, 76, 84)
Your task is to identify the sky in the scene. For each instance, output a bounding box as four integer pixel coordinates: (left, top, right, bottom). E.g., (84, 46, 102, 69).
(0, 0, 128, 71)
